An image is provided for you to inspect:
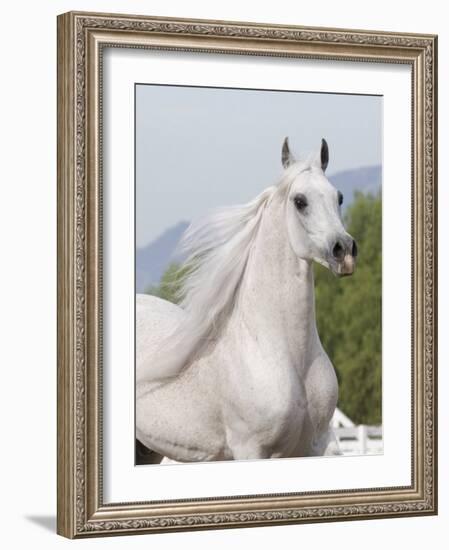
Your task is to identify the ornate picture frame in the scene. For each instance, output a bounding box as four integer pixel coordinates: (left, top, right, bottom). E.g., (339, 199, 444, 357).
(57, 11, 437, 538)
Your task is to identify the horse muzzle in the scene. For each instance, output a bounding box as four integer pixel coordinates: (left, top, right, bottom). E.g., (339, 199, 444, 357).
(334, 254, 356, 277)
(330, 238, 357, 277)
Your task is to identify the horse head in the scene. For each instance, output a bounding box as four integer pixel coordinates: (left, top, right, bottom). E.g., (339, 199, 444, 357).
(282, 137, 358, 277)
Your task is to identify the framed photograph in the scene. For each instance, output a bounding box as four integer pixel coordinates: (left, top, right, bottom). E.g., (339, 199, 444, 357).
(57, 11, 438, 538)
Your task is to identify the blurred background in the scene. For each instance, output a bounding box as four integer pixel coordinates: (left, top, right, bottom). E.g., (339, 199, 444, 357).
(136, 84, 382, 455)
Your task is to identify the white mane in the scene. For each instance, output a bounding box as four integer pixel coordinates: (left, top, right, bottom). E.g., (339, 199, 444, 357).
(178, 185, 277, 320)
(141, 180, 293, 382)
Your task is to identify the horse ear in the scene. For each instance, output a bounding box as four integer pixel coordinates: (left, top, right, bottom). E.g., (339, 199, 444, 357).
(320, 138, 329, 172)
(282, 137, 295, 168)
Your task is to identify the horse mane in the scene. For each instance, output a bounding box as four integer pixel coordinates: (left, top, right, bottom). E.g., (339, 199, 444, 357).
(138, 170, 300, 383)
(137, 162, 306, 383)
(177, 185, 277, 321)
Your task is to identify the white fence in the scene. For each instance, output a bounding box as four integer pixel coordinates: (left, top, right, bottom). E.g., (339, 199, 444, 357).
(331, 408, 383, 456)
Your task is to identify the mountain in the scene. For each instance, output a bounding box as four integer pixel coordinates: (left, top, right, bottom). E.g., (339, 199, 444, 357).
(136, 220, 189, 293)
(329, 165, 381, 209)
(136, 165, 381, 291)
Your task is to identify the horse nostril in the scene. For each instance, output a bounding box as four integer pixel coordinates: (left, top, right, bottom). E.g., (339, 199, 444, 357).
(352, 240, 358, 257)
(332, 241, 345, 261)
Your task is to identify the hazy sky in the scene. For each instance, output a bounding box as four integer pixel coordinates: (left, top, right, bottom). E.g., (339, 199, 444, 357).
(136, 84, 382, 247)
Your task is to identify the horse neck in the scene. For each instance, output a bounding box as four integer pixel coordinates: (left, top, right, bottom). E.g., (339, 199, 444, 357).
(236, 193, 319, 364)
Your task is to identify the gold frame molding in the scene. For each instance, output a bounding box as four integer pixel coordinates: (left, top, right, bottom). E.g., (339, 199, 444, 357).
(57, 11, 438, 539)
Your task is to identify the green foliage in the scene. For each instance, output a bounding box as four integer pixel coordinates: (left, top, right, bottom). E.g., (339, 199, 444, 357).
(147, 192, 382, 425)
(144, 262, 187, 304)
(314, 192, 382, 425)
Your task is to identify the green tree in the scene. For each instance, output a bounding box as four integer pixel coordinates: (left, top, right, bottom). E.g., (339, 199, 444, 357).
(314, 192, 382, 425)
(144, 262, 187, 304)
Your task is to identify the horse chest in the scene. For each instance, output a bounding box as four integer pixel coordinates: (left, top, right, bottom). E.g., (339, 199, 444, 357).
(221, 358, 305, 455)
(303, 352, 339, 433)
(220, 343, 338, 458)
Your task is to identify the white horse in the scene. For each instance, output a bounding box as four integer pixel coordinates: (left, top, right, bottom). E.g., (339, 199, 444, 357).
(136, 138, 357, 463)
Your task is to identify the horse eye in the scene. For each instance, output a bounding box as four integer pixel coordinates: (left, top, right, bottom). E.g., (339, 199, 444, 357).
(294, 194, 308, 211)
(338, 191, 344, 206)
